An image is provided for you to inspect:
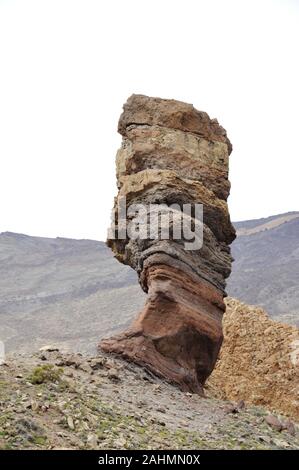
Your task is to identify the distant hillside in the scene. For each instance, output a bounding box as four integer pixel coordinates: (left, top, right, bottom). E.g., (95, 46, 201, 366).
(227, 212, 299, 325)
(0, 211, 298, 353)
(0, 233, 144, 354)
(234, 211, 299, 235)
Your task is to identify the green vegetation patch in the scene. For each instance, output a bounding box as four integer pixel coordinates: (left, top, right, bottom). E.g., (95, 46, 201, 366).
(28, 364, 63, 385)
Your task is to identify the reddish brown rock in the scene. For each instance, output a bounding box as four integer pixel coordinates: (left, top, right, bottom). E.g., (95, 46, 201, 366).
(265, 415, 283, 432)
(283, 420, 296, 436)
(101, 262, 224, 393)
(100, 95, 235, 394)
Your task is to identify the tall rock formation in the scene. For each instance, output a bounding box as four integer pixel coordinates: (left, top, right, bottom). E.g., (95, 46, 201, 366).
(100, 95, 235, 393)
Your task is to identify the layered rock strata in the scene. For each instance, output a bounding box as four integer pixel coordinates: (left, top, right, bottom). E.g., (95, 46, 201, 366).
(100, 95, 235, 393)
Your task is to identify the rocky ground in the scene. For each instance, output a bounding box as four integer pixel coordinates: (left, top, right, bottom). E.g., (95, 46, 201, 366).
(209, 298, 299, 420)
(0, 349, 298, 450)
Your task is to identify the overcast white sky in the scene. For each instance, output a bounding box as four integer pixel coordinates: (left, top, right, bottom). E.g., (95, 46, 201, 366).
(0, 0, 298, 241)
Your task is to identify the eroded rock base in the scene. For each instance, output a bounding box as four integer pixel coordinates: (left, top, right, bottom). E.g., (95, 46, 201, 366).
(101, 263, 224, 393)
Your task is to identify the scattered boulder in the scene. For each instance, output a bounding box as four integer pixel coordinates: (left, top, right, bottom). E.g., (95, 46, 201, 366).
(265, 415, 283, 432)
(282, 420, 296, 436)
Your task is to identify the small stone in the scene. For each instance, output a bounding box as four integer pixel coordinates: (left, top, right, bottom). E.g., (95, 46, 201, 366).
(156, 407, 166, 413)
(87, 434, 98, 448)
(64, 369, 73, 377)
(90, 357, 106, 370)
(23, 401, 32, 409)
(87, 414, 98, 426)
(67, 416, 75, 430)
(282, 419, 296, 436)
(152, 384, 161, 392)
(41, 401, 50, 412)
(137, 400, 147, 407)
(107, 368, 120, 381)
(224, 404, 239, 414)
(30, 400, 39, 411)
(39, 354, 48, 361)
(82, 421, 90, 431)
(113, 436, 126, 448)
(258, 435, 271, 444)
(236, 399, 245, 410)
(265, 415, 282, 432)
(179, 420, 188, 427)
(105, 359, 117, 370)
(79, 363, 93, 374)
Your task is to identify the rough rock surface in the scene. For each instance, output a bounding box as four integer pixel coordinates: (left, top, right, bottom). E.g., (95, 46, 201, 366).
(208, 298, 299, 419)
(100, 95, 235, 393)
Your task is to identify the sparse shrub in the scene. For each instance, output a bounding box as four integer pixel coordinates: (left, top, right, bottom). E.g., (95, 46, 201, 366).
(28, 364, 63, 385)
(32, 435, 47, 446)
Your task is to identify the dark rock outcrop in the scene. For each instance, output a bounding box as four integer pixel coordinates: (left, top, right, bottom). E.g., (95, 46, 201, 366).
(100, 94, 235, 393)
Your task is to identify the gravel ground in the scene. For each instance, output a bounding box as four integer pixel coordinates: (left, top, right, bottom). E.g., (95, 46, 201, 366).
(0, 350, 298, 450)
